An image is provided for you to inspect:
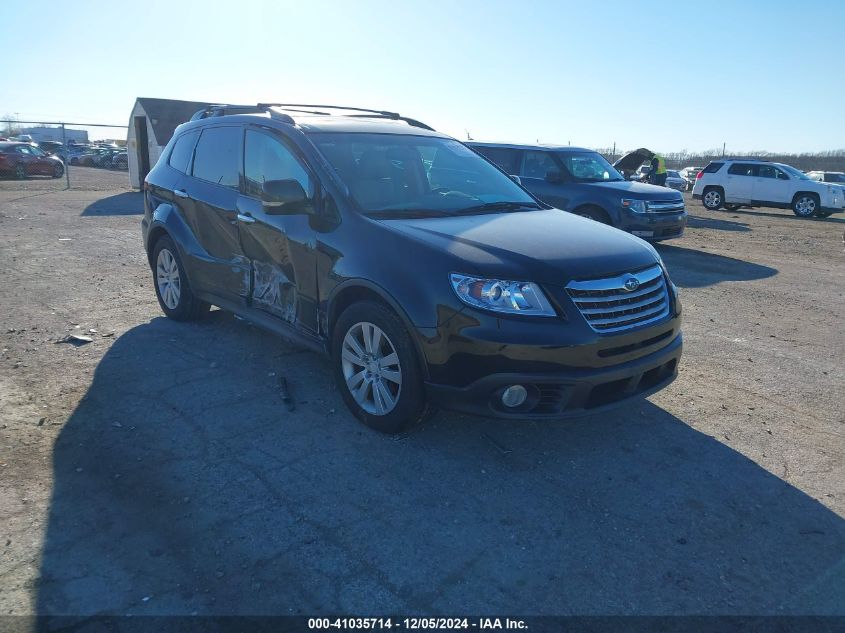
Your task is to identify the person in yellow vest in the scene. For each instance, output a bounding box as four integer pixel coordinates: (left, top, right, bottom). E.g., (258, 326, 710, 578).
(649, 153, 668, 187)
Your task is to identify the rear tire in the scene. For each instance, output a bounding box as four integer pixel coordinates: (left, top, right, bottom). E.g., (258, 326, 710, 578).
(332, 301, 432, 434)
(792, 193, 819, 218)
(702, 187, 723, 210)
(724, 203, 741, 211)
(52, 163, 64, 179)
(151, 235, 210, 321)
(14, 163, 26, 180)
(814, 210, 833, 218)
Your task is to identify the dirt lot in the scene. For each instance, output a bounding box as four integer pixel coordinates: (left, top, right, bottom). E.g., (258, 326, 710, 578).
(0, 175, 843, 616)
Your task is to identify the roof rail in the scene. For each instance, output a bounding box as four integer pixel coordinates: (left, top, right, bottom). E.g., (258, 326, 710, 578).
(190, 103, 434, 131)
(190, 104, 295, 124)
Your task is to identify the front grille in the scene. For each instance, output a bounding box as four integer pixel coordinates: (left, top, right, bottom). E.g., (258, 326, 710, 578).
(646, 199, 685, 213)
(565, 265, 671, 333)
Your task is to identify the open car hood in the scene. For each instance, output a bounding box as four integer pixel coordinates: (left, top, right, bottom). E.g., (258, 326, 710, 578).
(613, 148, 655, 173)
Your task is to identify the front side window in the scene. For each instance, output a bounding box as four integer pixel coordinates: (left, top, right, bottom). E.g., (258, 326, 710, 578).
(521, 151, 558, 179)
(16, 146, 33, 155)
(311, 133, 538, 216)
(758, 165, 783, 179)
(169, 130, 199, 174)
(244, 129, 313, 199)
(555, 151, 624, 183)
(826, 173, 845, 183)
(191, 126, 241, 188)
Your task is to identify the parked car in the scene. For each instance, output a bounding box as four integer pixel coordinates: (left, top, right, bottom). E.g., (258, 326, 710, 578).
(141, 104, 683, 433)
(112, 151, 128, 170)
(469, 142, 686, 241)
(692, 159, 844, 218)
(37, 141, 64, 155)
(0, 141, 64, 179)
(65, 146, 94, 165)
(806, 171, 845, 189)
(679, 166, 703, 190)
(664, 170, 687, 192)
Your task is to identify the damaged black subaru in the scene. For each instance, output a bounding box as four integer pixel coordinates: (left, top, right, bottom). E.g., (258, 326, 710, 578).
(141, 104, 682, 433)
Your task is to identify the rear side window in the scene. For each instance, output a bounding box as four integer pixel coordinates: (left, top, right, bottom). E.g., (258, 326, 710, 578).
(191, 126, 241, 188)
(703, 162, 724, 173)
(475, 146, 520, 175)
(521, 151, 558, 179)
(728, 163, 757, 176)
(168, 130, 199, 174)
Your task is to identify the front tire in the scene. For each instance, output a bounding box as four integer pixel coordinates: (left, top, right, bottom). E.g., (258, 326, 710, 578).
(702, 187, 723, 210)
(52, 163, 64, 179)
(724, 203, 741, 211)
(332, 301, 431, 433)
(792, 193, 819, 218)
(151, 235, 209, 321)
(14, 163, 26, 180)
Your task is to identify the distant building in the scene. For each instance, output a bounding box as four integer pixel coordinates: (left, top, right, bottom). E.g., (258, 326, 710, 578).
(127, 97, 211, 188)
(21, 126, 88, 144)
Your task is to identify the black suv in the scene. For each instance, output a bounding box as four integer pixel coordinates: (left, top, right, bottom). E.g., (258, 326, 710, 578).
(142, 104, 682, 433)
(468, 142, 687, 241)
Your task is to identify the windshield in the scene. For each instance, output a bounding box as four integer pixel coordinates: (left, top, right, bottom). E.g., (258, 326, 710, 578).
(777, 164, 810, 180)
(310, 133, 539, 216)
(554, 151, 624, 183)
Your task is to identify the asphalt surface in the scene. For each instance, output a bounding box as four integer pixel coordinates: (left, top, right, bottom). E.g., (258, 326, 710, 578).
(0, 178, 843, 616)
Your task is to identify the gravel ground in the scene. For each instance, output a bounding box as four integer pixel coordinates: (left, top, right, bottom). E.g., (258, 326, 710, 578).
(0, 180, 843, 616)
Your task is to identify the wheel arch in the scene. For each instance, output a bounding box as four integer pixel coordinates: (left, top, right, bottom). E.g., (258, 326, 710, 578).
(326, 280, 431, 380)
(571, 203, 614, 225)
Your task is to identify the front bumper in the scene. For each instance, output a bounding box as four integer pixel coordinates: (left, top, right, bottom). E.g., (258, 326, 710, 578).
(621, 210, 687, 240)
(426, 332, 682, 419)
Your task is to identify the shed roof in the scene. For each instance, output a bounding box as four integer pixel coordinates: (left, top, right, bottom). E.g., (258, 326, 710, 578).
(136, 98, 212, 146)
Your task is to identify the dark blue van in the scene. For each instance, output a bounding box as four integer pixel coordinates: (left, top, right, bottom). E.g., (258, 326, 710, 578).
(468, 142, 687, 241)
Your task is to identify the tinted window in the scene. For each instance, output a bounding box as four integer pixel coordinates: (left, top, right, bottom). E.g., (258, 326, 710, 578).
(191, 127, 241, 188)
(17, 145, 33, 155)
(703, 162, 724, 173)
(728, 163, 757, 176)
(169, 130, 199, 174)
(244, 130, 313, 199)
(475, 147, 520, 174)
(521, 151, 558, 179)
(758, 165, 781, 179)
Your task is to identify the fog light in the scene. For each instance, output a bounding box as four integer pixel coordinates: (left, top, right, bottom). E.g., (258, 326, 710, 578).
(501, 384, 528, 408)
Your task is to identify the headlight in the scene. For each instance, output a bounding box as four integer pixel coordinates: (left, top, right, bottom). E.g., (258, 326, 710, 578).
(621, 198, 647, 214)
(449, 274, 556, 316)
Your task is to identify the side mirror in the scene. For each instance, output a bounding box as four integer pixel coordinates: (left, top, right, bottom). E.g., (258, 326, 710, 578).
(509, 174, 521, 185)
(545, 169, 564, 184)
(262, 179, 312, 214)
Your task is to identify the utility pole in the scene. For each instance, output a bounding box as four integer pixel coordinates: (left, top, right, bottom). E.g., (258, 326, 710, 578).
(61, 123, 70, 190)
(722, 142, 726, 158)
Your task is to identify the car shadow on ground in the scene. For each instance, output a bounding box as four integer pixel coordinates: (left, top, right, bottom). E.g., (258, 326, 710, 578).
(655, 244, 778, 289)
(716, 207, 845, 224)
(35, 316, 844, 616)
(686, 215, 751, 232)
(81, 192, 143, 216)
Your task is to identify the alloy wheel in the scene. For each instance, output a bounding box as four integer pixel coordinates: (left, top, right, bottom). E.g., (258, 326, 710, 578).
(156, 248, 181, 309)
(341, 321, 402, 415)
(794, 195, 816, 217)
(703, 190, 721, 209)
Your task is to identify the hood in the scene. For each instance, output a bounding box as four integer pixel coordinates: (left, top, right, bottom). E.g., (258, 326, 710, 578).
(586, 179, 684, 199)
(613, 148, 655, 173)
(377, 209, 659, 285)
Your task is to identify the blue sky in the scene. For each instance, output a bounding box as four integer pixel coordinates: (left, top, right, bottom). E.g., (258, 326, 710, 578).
(2, 0, 843, 152)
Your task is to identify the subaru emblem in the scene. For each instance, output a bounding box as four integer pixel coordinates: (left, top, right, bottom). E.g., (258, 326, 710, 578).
(623, 276, 640, 292)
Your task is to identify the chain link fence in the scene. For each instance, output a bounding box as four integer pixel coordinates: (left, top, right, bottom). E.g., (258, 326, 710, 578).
(0, 119, 130, 192)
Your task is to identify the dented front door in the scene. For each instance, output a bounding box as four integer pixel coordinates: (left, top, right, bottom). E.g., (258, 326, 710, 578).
(236, 128, 319, 333)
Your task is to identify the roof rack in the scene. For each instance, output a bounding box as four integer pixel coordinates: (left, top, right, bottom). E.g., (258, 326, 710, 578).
(190, 103, 434, 131)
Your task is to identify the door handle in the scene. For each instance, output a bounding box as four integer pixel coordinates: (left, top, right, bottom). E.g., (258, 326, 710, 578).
(174, 189, 189, 199)
(237, 213, 256, 224)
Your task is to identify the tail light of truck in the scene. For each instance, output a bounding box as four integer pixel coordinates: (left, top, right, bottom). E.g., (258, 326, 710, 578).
(696, 171, 703, 179)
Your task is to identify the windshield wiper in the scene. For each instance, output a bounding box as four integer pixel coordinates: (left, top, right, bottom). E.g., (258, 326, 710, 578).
(366, 209, 457, 219)
(458, 201, 541, 214)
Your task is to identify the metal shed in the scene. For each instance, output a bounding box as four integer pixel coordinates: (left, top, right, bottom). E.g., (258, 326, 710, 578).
(126, 97, 211, 188)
